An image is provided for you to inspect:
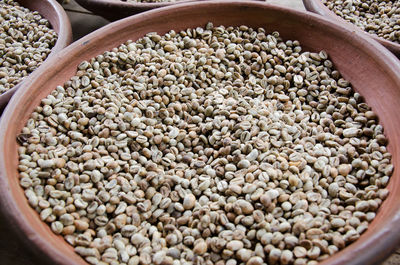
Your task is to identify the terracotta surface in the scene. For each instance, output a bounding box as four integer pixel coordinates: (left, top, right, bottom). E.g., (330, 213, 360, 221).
(1, 1, 400, 265)
(0, 0, 72, 115)
(302, 0, 400, 57)
(267, 0, 305, 10)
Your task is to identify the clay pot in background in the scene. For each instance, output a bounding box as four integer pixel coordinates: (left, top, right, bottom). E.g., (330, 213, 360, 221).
(1, 1, 400, 265)
(302, 0, 400, 57)
(0, 0, 72, 115)
(74, 0, 264, 21)
(75, 0, 195, 21)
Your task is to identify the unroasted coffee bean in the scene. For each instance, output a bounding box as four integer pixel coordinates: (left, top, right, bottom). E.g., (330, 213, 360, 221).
(0, 0, 58, 94)
(18, 23, 392, 265)
(323, 0, 400, 44)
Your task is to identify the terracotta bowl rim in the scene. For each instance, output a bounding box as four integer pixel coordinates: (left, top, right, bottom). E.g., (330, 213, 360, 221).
(0, 0, 72, 114)
(1, 1, 400, 265)
(301, 0, 400, 56)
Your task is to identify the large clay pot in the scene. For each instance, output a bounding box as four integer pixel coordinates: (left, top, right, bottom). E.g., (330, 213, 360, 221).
(302, 0, 400, 57)
(1, 1, 400, 264)
(0, 0, 72, 115)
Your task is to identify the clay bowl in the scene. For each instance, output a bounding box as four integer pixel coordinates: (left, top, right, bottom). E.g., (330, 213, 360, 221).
(1, 1, 400, 264)
(75, 0, 195, 21)
(302, 0, 400, 57)
(75, 0, 263, 21)
(0, 0, 72, 115)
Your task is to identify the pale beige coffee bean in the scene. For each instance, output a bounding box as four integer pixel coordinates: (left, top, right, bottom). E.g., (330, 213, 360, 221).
(323, 0, 400, 44)
(0, 0, 57, 95)
(17, 23, 393, 265)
